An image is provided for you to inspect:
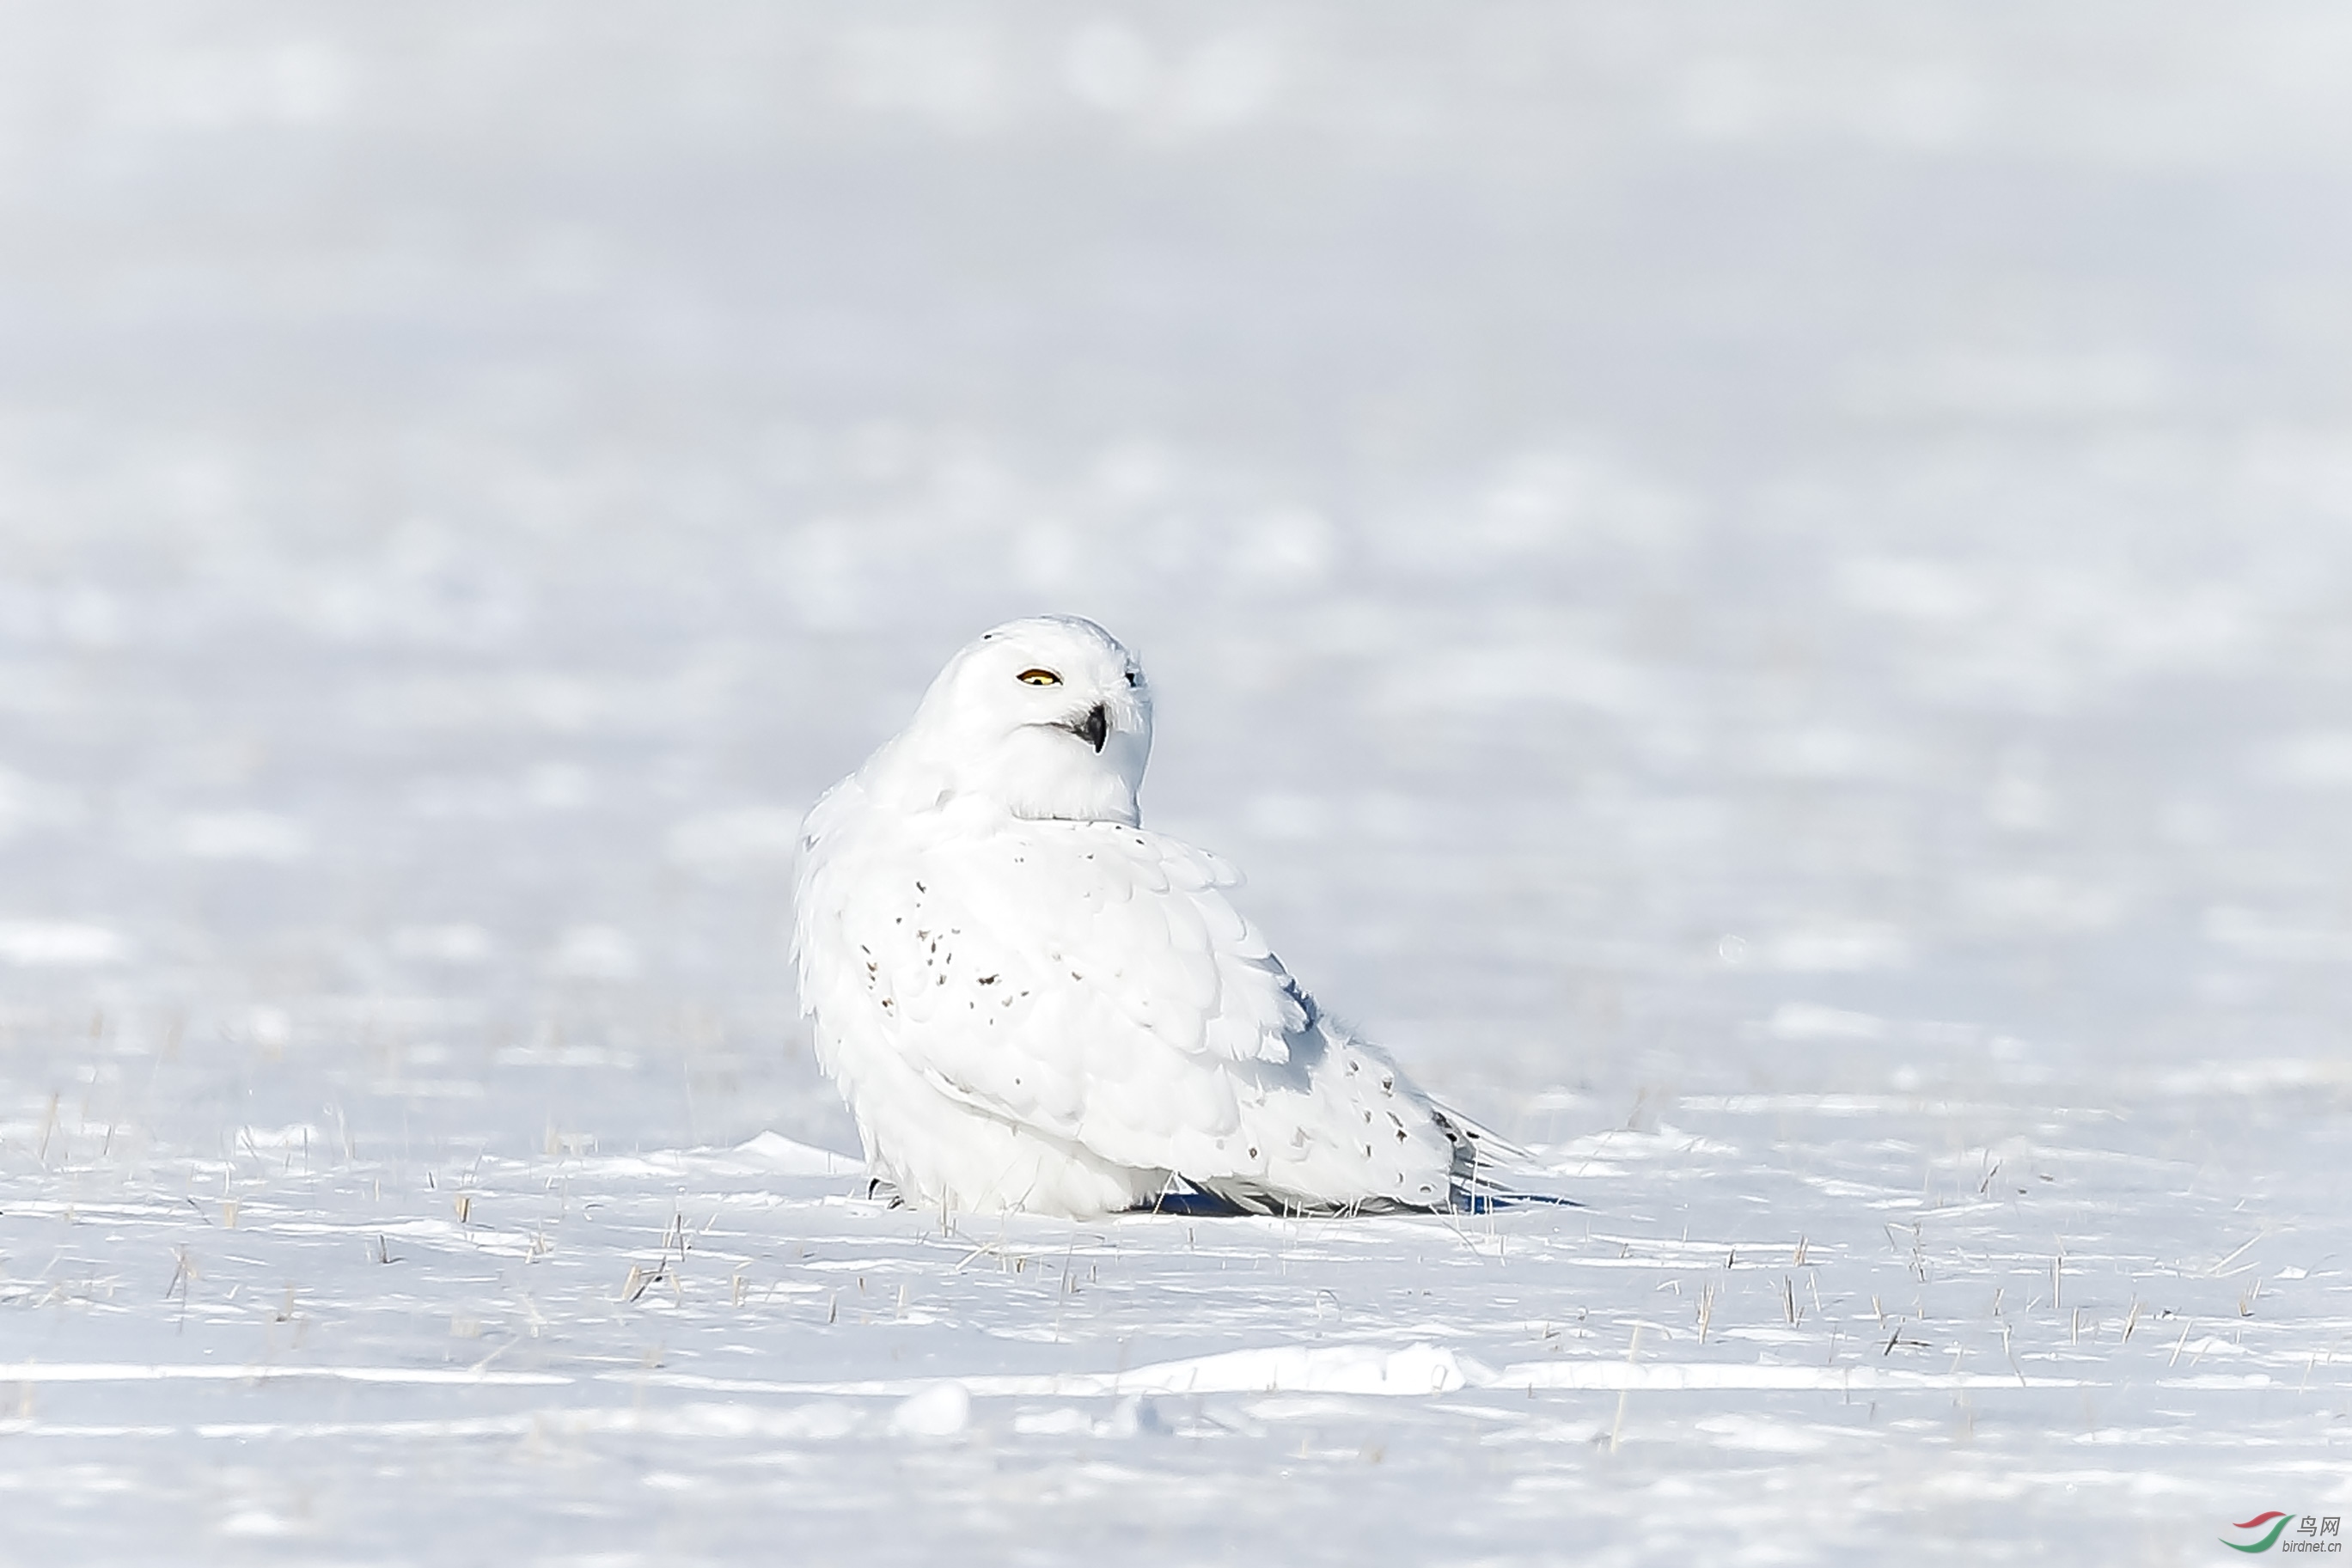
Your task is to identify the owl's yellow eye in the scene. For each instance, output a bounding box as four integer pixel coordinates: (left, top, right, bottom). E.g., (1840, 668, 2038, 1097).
(1017, 668, 1061, 686)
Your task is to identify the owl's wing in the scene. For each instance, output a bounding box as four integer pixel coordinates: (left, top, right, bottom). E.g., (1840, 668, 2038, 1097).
(820, 811, 1309, 1174)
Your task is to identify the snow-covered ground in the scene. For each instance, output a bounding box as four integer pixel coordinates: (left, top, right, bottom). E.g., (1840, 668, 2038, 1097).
(3, 5, 2350, 1561)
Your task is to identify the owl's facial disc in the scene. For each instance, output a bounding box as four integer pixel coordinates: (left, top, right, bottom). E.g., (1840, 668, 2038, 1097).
(896, 615, 1154, 824)
(1007, 661, 1117, 752)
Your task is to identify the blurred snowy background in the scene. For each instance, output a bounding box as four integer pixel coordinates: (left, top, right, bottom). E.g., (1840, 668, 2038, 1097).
(3, 4, 2349, 1561)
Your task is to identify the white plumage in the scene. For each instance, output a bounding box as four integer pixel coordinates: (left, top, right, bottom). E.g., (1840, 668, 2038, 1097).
(794, 616, 1479, 1218)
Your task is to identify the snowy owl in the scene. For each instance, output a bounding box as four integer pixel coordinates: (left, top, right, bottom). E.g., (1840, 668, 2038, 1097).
(794, 615, 1496, 1219)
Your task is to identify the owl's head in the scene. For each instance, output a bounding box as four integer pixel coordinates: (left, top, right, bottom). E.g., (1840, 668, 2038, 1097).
(887, 616, 1154, 824)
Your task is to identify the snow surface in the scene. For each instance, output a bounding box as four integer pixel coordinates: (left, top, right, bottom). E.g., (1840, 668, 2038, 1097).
(3, 3, 2351, 1562)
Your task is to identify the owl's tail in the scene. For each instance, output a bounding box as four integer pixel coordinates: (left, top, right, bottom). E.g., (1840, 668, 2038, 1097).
(1434, 1104, 1579, 1212)
(1142, 1109, 1576, 1218)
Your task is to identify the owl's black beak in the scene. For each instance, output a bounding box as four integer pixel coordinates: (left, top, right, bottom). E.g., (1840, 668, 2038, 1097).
(1060, 704, 1109, 753)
